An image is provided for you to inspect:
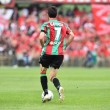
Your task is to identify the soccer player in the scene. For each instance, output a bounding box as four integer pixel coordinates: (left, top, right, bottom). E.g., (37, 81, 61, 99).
(39, 6, 74, 103)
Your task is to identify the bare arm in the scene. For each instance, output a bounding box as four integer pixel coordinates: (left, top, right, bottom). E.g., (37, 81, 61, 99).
(66, 31, 74, 47)
(39, 32, 46, 48)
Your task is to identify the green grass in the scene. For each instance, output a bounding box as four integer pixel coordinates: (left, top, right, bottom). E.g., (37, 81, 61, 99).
(0, 67, 110, 110)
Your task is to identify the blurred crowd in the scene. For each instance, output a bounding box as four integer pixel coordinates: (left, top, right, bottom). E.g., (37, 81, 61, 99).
(0, 6, 110, 67)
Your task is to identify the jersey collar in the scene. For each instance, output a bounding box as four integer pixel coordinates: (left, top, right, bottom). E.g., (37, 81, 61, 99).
(49, 19, 58, 22)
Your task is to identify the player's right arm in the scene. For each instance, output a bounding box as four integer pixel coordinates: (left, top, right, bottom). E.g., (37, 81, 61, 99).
(65, 25, 74, 47)
(66, 31, 74, 47)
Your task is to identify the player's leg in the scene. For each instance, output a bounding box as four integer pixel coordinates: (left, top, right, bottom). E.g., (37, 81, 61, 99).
(49, 68, 60, 90)
(40, 64, 48, 96)
(39, 54, 51, 102)
(49, 68, 64, 101)
(40, 64, 51, 102)
(50, 55, 64, 101)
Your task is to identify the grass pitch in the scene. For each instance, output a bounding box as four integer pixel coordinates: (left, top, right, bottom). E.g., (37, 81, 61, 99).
(0, 67, 110, 110)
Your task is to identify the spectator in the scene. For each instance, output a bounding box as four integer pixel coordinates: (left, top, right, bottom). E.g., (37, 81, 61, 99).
(0, 6, 110, 67)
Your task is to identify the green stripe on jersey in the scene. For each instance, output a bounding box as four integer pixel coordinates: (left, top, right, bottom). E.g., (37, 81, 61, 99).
(41, 24, 50, 55)
(41, 22, 47, 31)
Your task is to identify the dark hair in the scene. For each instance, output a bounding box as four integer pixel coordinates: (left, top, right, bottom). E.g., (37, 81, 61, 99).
(48, 6, 57, 18)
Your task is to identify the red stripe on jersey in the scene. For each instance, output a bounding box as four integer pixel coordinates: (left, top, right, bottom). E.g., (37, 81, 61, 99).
(58, 23, 67, 55)
(44, 26, 47, 33)
(45, 23, 55, 54)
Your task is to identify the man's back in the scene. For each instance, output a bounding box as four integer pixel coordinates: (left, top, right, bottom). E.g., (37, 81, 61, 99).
(41, 20, 71, 55)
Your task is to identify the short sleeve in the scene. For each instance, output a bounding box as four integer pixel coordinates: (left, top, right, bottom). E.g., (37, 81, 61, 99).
(41, 22, 47, 33)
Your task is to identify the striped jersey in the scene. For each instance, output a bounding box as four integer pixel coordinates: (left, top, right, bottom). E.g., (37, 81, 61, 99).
(41, 19, 72, 55)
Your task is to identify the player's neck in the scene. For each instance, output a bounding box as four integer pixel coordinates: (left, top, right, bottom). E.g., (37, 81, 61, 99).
(49, 18, 57, 21)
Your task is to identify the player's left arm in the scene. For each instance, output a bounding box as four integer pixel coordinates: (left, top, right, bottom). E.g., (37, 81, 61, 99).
(39, 22, 47, 48)
(39, 32, 46, 48)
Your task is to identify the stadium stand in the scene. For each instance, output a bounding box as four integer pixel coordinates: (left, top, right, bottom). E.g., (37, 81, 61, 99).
(0, 3, 110, 67)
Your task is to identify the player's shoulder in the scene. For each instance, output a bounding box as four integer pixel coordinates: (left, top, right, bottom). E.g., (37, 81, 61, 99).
(41, 21, 49, 26)
(57, 21, 68, 27)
